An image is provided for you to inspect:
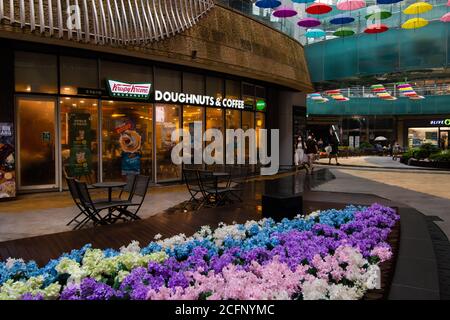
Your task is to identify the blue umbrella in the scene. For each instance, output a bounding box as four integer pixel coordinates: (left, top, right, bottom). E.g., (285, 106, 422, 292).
(330, 14, 355, 25)
(255, 0, 281, 8)
(305, 28, 326, 38)
(376, 0, 403, 4)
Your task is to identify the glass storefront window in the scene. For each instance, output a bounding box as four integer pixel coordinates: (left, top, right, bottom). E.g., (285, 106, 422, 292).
(155, 68, 181, 92)
(100, 60, 153, 89)
(226, 80, 241, 99)
(256, 112, 266, 149)
(206, 77, 224, 99)
(183, 73, 205, 94)
(206, 108, 224, 166)
(15, 51, 58, 94)
(102, 101, 153, 181)
(60, 56, 98, 95)
(183, 106, 204, 167)
(242, 111, 255, 164)
(242, 83, 255, 110)
(156, 104, 181, 181)
(408, 128, 439, 148)
(60, 98, 99, 186)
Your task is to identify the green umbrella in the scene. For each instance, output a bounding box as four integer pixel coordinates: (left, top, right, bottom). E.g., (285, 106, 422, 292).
(365, 11, 392, 20)
(333, 27, 355, 37)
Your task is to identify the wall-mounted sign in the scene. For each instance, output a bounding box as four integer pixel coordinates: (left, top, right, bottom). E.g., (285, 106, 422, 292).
(107, 80, 152, 100)
(256, 100, 267, 111)
(78, 88, 107, 97)
(68, 113, 93, 177)
(155, 90, 246, 110)
(430, 119, 450, 126)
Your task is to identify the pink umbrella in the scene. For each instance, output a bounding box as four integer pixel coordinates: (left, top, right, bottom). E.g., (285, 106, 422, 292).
(441, 12, 450, 22)
(273, 7, 298, 18)
(336, 0, 366, 11)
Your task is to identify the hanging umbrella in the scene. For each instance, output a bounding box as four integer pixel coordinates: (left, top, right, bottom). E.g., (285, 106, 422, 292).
(333, 27, 355, 37)
(305, 28, 326, 38)
(292, 0, 315, 3)
(376, 0, 402, 4)
(255, 0, 282, 8)
(297, 18, 321, 28)
(441, 12, 450, 22)
(402, 17, 429, 29)
(403, 2, 433, 15)
(374, 136, 388, 142)
(336, 0, 366, 11)
(306, 3, 333, 15)
(364, 24, 389, 33)
(330, 14, 355, 25)
(273, 7, 298, 18)
(365, 11, 392, 20)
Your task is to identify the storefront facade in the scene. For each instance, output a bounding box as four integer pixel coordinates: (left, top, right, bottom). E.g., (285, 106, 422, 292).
(7, 44, 274, 193)
(400, 116, 450, 150)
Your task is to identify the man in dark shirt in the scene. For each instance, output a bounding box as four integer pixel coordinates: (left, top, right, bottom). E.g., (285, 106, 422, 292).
(306, 134, 318, 173)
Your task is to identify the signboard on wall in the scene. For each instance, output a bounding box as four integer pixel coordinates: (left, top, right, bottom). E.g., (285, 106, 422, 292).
(68, 113, 93, 177)
(0, 123, 16, 199)
(107, 80, 152, 100)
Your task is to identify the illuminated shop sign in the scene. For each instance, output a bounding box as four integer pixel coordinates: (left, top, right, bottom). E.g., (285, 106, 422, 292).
(155, 90, 246, 110)
(430, 119, 450, 126)
(107, 80, 152, 100)
(256, 100, 267, 111)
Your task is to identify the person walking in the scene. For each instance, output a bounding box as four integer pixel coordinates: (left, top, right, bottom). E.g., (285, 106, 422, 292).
(328, 133, 340, 165)
(392, 142, 401, 161)
(306, 134, 319, 174)
(294, 135, 306, 170)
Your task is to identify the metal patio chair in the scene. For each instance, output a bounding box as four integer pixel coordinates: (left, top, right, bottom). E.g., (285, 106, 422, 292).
(66, 178, 92, 230)
(114, 175, 151, 221)
(198, 170, 232, 207)
(74, 180, 123, 226)
(182, 168, 204, 211)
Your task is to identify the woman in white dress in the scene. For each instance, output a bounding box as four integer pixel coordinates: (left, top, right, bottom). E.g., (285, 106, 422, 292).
(294, 136, 306, 168)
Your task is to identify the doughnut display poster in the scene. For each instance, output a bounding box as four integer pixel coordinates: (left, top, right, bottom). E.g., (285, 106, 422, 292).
(115, 119, 142, 176)
(68, 113, 93, 177)
(0, 123, 16, 199)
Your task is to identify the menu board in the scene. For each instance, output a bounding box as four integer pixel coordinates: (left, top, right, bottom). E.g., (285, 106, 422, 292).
(0, 123, 16, 199)
(68, 113, 93, 177)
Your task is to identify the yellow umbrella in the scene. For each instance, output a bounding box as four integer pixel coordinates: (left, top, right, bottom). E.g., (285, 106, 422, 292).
(403, 2, 433, 15)
(402, 17, 429, 29)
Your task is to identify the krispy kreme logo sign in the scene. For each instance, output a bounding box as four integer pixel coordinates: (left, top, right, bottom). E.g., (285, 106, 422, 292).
(107, 80, 152, 100)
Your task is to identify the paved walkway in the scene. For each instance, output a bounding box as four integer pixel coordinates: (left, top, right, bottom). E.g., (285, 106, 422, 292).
(317, 156, 438, 170)
(313, 166, 450, 239)
(0, 185, 190, 242)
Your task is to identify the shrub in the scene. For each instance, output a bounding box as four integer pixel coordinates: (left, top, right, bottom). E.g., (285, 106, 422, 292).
(402, 148, 418, 162)
(359, 141, 373, 150)
(430, 150, 450, 162)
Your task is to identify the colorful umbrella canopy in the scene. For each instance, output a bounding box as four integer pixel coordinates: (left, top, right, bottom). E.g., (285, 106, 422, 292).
(333, 27, 355, 37)
(403, 2, 433, 15)
(336, 0, 366, 11)
(376, 0, 402, 4)
(402, 17, 429, 29)
(397, 83, 425, 100)
(292, 0, 315, 3)
(305, 28, 326, 38)
(255, 0, 282, 8)
(273, 7, 298, 18)
(441, 12, 450, 22)
(326, 89, 350, 101)
(364, 24, 389, 34)
(308, 93, 329, 103)
(306, 3, 333, 15)
(365, 11, 392, 20)
(330, 14, 355, 25)
(371, 85, 397, 100)
(298, 18, 321, 28)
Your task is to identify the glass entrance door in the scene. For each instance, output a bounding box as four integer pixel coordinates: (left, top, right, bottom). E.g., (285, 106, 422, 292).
(17, 98, 58, 190)
(441, 130, 449, 150)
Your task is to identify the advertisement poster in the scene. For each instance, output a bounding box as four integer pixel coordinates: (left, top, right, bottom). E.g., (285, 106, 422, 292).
(116, 119, 142, 176)
(0, 123, 16, 199)
(68, 113, 93, 177)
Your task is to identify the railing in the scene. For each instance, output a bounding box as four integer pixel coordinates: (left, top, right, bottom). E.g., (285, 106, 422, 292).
(0, 0, 214, 45)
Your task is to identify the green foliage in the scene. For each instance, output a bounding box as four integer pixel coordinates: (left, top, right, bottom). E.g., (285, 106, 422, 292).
(359, 141, 373, 150)
(404, 143, 441, 160)
(430, 150, 450, 162)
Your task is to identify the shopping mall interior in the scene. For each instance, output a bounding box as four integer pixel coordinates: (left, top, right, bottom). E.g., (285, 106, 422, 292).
(0, 0, 449, 303)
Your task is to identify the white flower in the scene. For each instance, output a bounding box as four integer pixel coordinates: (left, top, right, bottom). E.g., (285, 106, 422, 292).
(302, 278, 329, 300)
(5, 258, 24, 269)
(154, 234, 162, 240)
(364, 265, 381, 290)
(120, 241, 141, 254)
(328, 284, 364, 300)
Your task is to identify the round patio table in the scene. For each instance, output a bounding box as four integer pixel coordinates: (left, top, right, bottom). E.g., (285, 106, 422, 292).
(92, 182, 127, 202)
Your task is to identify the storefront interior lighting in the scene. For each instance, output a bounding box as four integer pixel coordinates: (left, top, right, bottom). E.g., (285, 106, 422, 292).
(112, 114, 126, 118)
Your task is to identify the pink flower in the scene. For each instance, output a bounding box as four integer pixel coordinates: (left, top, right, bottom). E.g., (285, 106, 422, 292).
(370, 246, 393, 262)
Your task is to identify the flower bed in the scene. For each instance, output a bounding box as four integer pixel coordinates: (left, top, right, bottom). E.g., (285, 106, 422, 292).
(0, 204, 399, 300)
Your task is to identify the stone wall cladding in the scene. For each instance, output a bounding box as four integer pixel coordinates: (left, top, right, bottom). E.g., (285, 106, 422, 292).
(0, 3, 312, 92)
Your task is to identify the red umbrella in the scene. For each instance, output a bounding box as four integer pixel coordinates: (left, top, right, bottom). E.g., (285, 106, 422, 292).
(364, 24, 389, 34)
(306, 3, 332, 15)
